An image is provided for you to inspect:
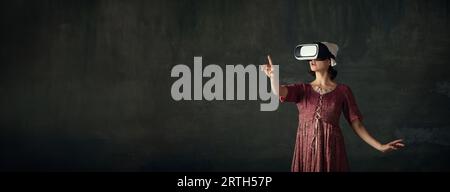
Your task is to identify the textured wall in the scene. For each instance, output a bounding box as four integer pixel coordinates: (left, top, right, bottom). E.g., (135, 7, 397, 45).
(1, 0, 449, 171)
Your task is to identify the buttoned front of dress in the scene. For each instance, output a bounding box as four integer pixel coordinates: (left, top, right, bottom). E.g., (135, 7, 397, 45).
(280, 83, 363, 172)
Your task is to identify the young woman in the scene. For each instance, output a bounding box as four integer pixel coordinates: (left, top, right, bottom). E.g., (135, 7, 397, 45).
(261, 42, 405, 172)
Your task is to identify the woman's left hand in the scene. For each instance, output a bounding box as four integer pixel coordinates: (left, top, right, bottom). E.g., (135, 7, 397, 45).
(378, 139, 405, 153)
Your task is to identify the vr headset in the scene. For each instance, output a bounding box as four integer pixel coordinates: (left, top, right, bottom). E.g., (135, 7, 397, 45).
(294, 42, 338, 66)
(294, 44, 320, 60)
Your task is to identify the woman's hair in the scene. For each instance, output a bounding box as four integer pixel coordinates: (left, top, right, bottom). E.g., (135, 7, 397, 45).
(308, 64, 338, 80)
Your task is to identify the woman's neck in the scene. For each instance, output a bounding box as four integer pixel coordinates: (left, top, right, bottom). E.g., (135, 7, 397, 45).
(312, 71, 334, 86)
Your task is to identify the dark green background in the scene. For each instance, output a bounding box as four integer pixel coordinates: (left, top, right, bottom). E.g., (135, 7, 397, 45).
(1, 0, 449, 171)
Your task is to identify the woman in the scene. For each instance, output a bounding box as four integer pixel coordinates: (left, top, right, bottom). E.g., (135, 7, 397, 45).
(262, 42, 405, 172)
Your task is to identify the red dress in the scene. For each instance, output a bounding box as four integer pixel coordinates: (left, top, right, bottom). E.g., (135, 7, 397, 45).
(280, 83, 363, 172)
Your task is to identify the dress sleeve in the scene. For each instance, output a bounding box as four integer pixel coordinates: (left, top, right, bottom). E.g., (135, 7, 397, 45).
(279, 83, 305, 103)
(342, 85, 363, 124)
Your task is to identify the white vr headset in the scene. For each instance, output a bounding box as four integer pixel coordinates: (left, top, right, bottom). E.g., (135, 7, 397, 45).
(294, 42, 339, 66)
(294, 44, 320, 60)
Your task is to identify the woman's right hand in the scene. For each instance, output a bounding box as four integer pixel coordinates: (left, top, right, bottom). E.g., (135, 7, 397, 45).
(261, 55, 288, 97)
(261, 55, 274, 78)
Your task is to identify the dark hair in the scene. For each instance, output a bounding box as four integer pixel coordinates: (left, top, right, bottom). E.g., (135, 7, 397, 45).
(308, 64, 338, 80)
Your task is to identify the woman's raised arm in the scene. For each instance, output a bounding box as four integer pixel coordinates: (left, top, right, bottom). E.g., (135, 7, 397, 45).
(261, 55, 288, 97)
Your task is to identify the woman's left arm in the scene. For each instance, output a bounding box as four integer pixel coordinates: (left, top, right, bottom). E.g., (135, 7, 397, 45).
(350, 119, 405, 153)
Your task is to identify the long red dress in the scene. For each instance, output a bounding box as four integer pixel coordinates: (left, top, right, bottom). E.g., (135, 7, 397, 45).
(280, 83, 363, 172)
